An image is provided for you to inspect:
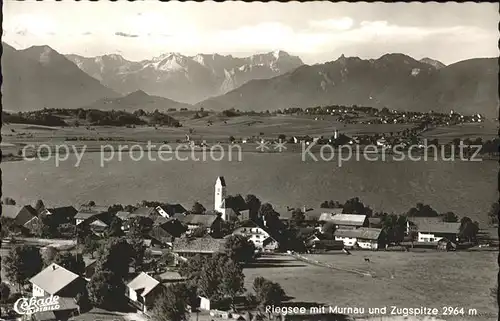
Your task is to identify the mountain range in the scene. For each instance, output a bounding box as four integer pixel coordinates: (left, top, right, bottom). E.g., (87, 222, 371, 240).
(199, 54, 498, 118)
(66, 50, 304, 104)
(1, 43, 120, 112)
(2, 42, 498, 118)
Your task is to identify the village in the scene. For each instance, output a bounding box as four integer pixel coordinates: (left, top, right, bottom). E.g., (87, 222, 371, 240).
(1, 176, 495, 321)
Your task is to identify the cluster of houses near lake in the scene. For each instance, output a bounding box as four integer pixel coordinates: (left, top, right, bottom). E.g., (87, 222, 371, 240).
(1, 176, 472, 321)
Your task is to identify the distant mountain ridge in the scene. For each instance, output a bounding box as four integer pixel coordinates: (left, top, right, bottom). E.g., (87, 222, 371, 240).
(198, 54, 498, 118)
(83, 90, 192, 112)
(66, 50, 304, 104)
(419, 57, 446, 69)
(2, 43, 119, 112)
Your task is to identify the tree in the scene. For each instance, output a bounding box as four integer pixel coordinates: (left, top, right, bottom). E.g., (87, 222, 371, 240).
(83, 236, 99, 259)
(221, 259, 245, 310)
(245, 195, 261, 221)
(128, 216, 154, 238)
(106, 217, 124, 237)
(151, 283, 189, 321)
(190, 226, 208, 238)
(191, 201, 206, 214)
(54, 252, 85, 275)
(96, 237, 134, 278)
(87, 271, 127, 310)
(441, 212, 458, 223)
(487, 202, 499, 226)
(459, 217, 479, 243)
(259, 203, 280, 230)
(253, 277, 286, 308)
(224, 235, 255, 263)
(342, 197, 372, 216)
(178, 255, 207, 283)
(320, 200, 342, 209)
(407, 203, 439, 217)
(41, 246, 59, 266)
(278, 134, 286, 141)
(0, 282, 11, 303)
(3, 245, 43, 291)
(130, 239, 146, 272)
(291, 209, 305, 226)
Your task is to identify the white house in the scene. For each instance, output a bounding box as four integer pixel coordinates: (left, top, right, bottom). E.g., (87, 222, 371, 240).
(233, 222, 271, 249)
(126, 272, 163, 314)
(334, 228, 383, 250)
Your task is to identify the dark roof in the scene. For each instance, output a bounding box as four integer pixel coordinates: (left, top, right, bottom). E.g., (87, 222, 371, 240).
(75, 205, 109, 220)
(45, 206, 78, 220)
(29, 263, 80, 295)
(2, 205, 38, 226)
(216, 176, 226, 186)
(415, 221, 461, 234)
(131, 207, 158, 217)
(334, 227, 383, 240)
(149, 225, 175, 244)
(173, 237, 226, 254)
(157, 204, 187, 216)
(179, 214, 220, 227)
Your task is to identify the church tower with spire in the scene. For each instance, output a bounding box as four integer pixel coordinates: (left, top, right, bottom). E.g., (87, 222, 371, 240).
(214, 176, 227, 220)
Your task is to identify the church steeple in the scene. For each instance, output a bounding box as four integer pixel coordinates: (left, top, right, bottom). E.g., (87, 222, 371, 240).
(214, 176, 227, 220)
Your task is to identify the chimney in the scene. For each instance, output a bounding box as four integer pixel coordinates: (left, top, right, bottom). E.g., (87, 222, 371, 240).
(52, 265, 56, 270)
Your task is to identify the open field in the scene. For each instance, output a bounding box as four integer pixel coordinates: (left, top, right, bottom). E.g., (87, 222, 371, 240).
(244, 254, 497, 320)
(0, 114, 429, 145)
(422, 120, 498, 142)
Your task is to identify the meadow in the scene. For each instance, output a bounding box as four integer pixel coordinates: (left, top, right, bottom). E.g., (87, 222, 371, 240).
(244, 253, 498, 320)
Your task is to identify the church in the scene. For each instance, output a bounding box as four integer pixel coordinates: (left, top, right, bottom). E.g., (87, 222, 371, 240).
(214, 176, 249, 221)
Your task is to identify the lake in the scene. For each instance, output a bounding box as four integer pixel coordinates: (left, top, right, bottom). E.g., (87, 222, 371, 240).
(1, 152, 496, 224)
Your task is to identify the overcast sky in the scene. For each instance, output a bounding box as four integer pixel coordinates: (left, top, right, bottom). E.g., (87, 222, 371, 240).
(3, 1, 498, 65)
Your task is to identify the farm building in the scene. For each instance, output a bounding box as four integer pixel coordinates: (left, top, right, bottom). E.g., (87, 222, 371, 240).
(334, 228, 384, 250)
(328, 214, 368, 230)
(177, 213, 223, 235)
(126, 272, 164, 314)
(407, 217, 461, 243)
(172, 237, 226, 263)
(2, 204, 40, 233)
(233, 220, 272, 249)
(155, 203, 187, 218)
(30, 263, 86, 298)
(41, 206, 78, 224)
(74, 205, 111, 225)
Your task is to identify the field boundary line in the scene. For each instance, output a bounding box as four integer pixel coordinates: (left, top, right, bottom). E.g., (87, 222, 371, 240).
(287, 253, 372, 277)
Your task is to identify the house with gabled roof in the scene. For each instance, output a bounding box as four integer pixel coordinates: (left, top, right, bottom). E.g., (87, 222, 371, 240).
(155, 204, 187, 218)
(41, 206, 78, 224)
(30, 263, 86, 298)
(407, 217, 461, 243)
(172, 237, 226, 263)
(334, 227, 384, 250)
(74, 205, 110, 225)
(233, 220, 275, 250)
(328, 214, 368, 229)
(178, 213, 223, 235)
(2, 204, 40, 233)
(126, 272, 164, 314)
